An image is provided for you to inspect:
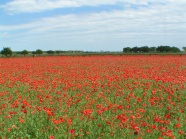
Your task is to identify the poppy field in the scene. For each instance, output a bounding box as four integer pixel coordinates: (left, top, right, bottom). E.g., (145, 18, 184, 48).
(0, 55, 186, 139)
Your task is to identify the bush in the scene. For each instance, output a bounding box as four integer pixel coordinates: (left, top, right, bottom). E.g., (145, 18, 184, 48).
(1, 47, 13, 57)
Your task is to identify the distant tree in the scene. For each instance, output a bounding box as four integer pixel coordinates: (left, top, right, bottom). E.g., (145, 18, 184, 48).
(32, 51, 36, 54)
(47, 50, 55, 55)
(164, 46, 171, 52)
(123, 47, 132, 53)
(55, 50, 61, 55)
(157, 46, 171, 52)
(170, 46, 180, 52)
(182, 47, 186, 52)
(156, 46, 181, 53)
(1, 47, 13, 57)
(14, 51, 21, 55)
(21, 50, 29, 56)
(156, 46, 163, 52)
(140, 46, 149, 52)
(35, 49, 43, 55)
(149, 47, 156, 52)
(131, 46, 140, 53)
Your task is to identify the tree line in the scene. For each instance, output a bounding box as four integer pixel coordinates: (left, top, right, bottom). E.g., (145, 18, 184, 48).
(0, 47, 84, 57)
(123, 46, 185, 53)
(0, 48, 43, 57)
(0, 46, 186, 57)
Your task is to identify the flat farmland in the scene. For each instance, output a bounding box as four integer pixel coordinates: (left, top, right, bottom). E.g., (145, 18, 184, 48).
(0, 55, 185, 139)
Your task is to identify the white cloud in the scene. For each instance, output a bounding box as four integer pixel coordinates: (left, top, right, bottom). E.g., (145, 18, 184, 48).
(1, 0, 124, 14)
(0, 0, 186, 51)
(2, 0, 185, 14)
(1, 2, 185, 34)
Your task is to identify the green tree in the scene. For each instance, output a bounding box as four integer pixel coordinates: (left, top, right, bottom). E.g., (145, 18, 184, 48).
(182, 47, 186, 52)
(149, 47, 156, 52)
(32, 51, 36, 54)
(55, 50, 61, 55)
(157, 46, 171, 52)
(131, 46, 140, 53)
(47, 50, 55, 55)
(170, 46, 180, 52)
(140, 46, 149, 52)
(21, 50, 29, 56)
(1, 47, 13, 57)
(35, 49, 43, 55)
(123, 47, 131, 53)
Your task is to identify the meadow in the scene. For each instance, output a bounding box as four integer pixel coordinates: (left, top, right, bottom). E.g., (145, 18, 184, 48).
(0, 55, 185, 139)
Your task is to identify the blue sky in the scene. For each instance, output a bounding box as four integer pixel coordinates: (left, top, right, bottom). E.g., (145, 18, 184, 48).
(0, 0, 186, 51)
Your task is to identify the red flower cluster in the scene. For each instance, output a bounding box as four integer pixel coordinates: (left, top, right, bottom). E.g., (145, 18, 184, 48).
(0, 55, 185, 138)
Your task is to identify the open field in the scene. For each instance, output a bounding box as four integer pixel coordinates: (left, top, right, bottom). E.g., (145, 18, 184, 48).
(0, 55, 186, 139)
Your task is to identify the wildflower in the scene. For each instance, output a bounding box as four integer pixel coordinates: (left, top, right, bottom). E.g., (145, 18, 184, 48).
(135, 126, 140, 132)
(52, 119, 61, 125)
(7, 128, 11, 132)
(67, 119, 72, 125)
(12, 125, 18, 129)
(106, 121, 111, 125)
(69, 129, 75, 134)
(19, 119, 24, 123)
(82, 109, 93, 117)
(45, 109, 54, 116)
(152, 125, 156, 129)
(86, 131, 90, 135)
(110, 132, 114, 135)
(134, 131, 138, 135)
(174, 123, 180, 128)
(165, 114, 171, 119)
(49, 136, 55, 139)
(178, 130, 184, 135)
(97, 110, 103, 115)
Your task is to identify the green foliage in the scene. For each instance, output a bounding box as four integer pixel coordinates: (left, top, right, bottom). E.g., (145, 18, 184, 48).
(149, 47, 156, 52)
(123, 46, 180, 53)
(35, 49, 43, 55)
(55, 50, 61, 55)
(156, 46, 170, 52)
(21, 50, 29, 56)
(47, 50, 55, 55)
(140, 46, 149, 52)
(1, 47, 13, 57)
(182, 47, 186, 52)
(123, 47, 132, 53)
(171, 46, 181, 52)
(131, 46, 140, 53)
(156, 46, 180, 52)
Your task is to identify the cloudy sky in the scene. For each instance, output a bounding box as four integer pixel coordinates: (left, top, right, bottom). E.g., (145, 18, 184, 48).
(0, 0, 186, 51)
